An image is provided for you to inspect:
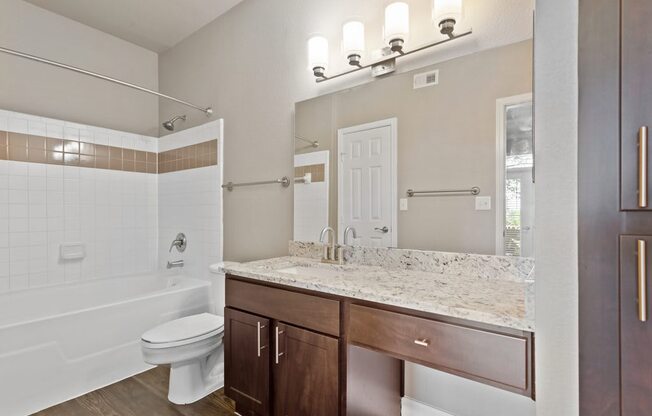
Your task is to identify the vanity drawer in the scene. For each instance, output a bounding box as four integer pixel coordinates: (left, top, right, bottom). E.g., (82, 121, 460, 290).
(226, 277, 340, 336)
(348, 305, 530, 392)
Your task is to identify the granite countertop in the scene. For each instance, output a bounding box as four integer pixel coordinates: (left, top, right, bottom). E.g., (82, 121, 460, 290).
(221, 256, 535, 332)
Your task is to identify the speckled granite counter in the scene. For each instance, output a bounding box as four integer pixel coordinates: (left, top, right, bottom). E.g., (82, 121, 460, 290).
(221, 255, 535, 332)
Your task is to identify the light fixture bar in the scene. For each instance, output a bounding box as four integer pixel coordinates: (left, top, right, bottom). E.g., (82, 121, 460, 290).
(0, 46, 213, 116)
(315, 29, 471, 83)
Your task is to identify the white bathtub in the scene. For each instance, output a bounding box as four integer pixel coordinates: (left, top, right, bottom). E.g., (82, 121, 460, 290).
(0, 273, 213, 416)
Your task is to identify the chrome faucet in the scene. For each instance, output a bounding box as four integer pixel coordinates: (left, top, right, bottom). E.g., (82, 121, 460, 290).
(319, 226, 341, 264)
(169, 233, 187, 253)
(343, 226, 357, 246)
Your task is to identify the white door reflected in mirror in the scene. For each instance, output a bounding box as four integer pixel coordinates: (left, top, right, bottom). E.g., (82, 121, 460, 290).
(338, 119, 398, 248)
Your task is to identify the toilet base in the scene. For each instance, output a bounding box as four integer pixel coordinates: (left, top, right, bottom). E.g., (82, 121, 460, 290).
(168, 349, 224, 405)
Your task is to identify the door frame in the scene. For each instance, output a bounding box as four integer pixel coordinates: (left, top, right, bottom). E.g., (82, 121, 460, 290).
(495, 93, 533, 255)
(337, 118, 398, 247)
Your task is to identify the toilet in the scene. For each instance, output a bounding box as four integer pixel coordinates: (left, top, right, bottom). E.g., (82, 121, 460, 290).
(141, 313, 225, 404)
(141, 265, 227, 405)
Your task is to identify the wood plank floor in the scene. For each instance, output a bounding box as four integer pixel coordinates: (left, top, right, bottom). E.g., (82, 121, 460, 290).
(35, 366, 236, 416)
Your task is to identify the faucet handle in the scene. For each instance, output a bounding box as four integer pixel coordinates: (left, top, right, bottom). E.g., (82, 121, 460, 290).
(169, 233, 187, 253)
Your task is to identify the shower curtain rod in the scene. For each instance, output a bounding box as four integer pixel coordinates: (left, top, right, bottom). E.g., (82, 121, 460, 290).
(0, 46, 213, 116)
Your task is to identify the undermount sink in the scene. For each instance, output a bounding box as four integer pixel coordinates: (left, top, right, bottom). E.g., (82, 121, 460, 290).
(275, 265, 345, 279)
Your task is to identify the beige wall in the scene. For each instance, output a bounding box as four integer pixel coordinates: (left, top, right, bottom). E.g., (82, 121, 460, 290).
(158, 0, 534, 262)
(296, 41, 532, 254)
(0, 0, 159, 136)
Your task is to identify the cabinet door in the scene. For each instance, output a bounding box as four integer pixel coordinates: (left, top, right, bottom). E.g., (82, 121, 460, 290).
(621, 0, 652, 210)
(620, 236, 652, 415)
(224, 308, 271, 416)
(273, 322, 339, 416)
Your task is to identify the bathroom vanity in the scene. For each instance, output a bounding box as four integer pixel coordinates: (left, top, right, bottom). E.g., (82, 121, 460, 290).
(222, 244, 535, 416)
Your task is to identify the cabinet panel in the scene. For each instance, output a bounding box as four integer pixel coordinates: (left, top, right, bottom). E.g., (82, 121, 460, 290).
(621, 0, 652, 210)
(620, 236, 652, 415)
(273, 322, 339, 416)
(226, 277, 340, 336)
(224, 308, 271, 416)
(349, 304, 530, 395)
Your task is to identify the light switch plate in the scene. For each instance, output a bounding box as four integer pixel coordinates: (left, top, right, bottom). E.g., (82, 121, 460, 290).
(475, 196, 492, 211)
(400, 198, 408, 211)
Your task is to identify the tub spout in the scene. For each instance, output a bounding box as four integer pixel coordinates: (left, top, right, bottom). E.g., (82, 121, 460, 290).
(167, 260, 184, 269)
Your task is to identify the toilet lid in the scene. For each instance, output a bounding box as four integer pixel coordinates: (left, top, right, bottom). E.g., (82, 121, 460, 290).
(142, 313, 224, 344)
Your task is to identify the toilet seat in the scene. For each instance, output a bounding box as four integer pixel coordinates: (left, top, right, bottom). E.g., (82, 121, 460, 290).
(142, 313, 224, 349)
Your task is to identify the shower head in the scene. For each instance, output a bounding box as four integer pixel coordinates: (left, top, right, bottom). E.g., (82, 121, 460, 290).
(162, 115, 186, 131)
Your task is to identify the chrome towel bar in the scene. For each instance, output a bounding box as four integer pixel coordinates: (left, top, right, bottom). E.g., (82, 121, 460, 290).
(222, 176, 290, 192)
(406, 187, 480, 197)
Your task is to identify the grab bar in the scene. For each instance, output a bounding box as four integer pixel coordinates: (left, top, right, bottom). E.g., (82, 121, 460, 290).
(406, 187, 480, 197)
(222, 176, 290, 192)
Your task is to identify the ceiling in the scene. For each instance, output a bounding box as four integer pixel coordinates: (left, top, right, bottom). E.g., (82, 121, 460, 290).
(24, 0, 244, 53)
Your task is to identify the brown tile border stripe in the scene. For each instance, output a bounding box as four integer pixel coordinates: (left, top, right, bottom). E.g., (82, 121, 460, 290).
(294, 163, 325, 183)
(158, 139, 218, 174)
(1, 131, 219, 174)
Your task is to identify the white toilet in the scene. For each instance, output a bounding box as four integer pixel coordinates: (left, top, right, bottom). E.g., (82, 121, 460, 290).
(141, 264, 227, 404)
(141, 312, 225, 404)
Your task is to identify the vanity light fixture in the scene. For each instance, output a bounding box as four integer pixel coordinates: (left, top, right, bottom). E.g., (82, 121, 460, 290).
(307, 1, 470, 83)
(384, 2, 410, 54)
(433, 0, 463, 38)
(342, 20, 365, 67)
(308, 35, 329, 79)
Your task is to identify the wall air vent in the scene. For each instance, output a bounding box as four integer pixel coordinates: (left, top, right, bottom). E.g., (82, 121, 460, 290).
(413, 69, 439, 89)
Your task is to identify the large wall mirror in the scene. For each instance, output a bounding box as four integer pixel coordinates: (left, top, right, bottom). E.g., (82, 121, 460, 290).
(294, 39, 533, 257)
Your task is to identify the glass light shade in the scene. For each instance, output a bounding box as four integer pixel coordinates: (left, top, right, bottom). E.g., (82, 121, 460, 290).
(308, 36, 329, 70)
(384, 2, 410, 43)
(342, 21, 365, 56)
(433, 0, 463, 23)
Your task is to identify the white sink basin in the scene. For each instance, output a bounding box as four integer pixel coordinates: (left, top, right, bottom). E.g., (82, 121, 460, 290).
(276, 265, 344, 279)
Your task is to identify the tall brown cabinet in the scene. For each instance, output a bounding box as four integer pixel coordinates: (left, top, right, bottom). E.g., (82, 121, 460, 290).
(579, 0, 652, 414)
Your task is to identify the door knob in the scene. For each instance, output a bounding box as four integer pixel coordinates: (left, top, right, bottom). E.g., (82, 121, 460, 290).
(374, 226, 389, 233)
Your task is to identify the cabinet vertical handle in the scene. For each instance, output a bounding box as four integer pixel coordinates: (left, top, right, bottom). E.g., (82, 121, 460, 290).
(275, 326, 285, 364)
(638, 240, 648, 322)
(639, 126, 648, 208)
(256, 322, 267, 357)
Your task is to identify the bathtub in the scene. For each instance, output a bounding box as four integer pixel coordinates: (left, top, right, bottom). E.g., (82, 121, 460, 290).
(0, 273, 214, 416)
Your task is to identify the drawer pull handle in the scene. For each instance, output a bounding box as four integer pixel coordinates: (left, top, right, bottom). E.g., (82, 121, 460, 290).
(275, 326, 285, 364)
(256, 322, 267, 357)
(638, 239, 648, 322)
(414, 338, 430, 347)
(640, 126, 648, 208)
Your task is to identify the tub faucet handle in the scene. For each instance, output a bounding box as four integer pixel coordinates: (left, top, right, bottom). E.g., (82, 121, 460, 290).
(169, 233, 187, 253)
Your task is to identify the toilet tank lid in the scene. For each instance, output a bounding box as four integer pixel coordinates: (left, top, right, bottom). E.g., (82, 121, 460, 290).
(142, 313, 224, 344)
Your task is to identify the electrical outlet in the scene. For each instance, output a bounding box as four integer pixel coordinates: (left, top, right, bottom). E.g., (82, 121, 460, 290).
(475, 196, 492, 211)
(400, 198, 408, 211)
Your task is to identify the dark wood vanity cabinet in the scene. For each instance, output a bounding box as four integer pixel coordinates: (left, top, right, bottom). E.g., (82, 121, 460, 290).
(273, 323, 339, 416)
(224, 279, 341, 416)
(224, 308, 271, 416)
(225, 274, 534, 415)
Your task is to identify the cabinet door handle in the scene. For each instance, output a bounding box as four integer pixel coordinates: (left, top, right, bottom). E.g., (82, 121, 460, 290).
(639, 126, 648, 208)
(275, 326, 285, 364)
(638, 240, 648, 322)
(414, 338, 430, 347)
(256, 322, 267, 357)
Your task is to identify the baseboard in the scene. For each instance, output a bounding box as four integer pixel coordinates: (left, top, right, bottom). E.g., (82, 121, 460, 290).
(401, 397, 455, 416)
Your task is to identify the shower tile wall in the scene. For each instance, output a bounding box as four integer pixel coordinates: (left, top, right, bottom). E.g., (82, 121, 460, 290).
(0, 110, 159, 292)
(158, 121, 222, 307)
